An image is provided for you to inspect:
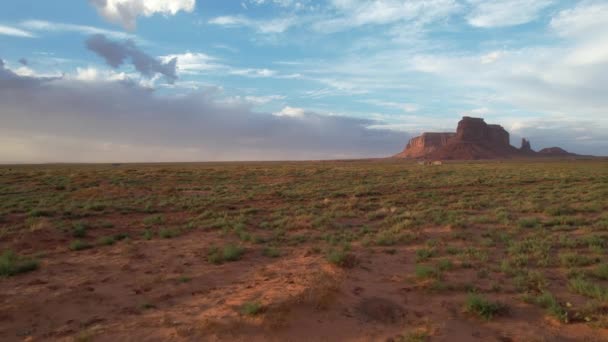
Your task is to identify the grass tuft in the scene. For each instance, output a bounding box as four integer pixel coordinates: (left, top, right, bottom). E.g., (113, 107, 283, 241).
(0, 250, 39, 277)
(464, 293, 507, 320)
(69, 240, 92, 251)
(240, 301, 263, 316)
(207, 244, 245, 264)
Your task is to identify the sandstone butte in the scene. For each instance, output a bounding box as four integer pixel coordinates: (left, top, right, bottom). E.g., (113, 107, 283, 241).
(394, 116, 577, 160)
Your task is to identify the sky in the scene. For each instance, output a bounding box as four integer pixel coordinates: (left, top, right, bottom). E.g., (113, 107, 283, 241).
(0, 0, 607, 162)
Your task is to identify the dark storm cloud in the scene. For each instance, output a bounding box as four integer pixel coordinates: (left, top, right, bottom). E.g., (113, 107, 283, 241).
(0, 61, 408, 162)
(85, 34, 177, 83)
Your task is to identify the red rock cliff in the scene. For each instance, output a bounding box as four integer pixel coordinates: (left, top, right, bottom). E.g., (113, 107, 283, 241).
(395, 116, 525, 159)
(394, 132, 455, 158)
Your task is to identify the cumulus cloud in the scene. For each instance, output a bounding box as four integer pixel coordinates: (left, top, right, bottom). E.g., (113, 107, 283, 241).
(90, 0, 196, 30)
(0, 59, 407, 163)
(86, 34, 177, 83)
(273, 106, 305, 117)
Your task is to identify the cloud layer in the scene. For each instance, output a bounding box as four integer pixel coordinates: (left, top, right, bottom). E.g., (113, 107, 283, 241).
(0, 59, 406, 163)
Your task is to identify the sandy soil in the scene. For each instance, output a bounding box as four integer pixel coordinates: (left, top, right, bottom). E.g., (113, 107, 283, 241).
(1, 227, 606, 342)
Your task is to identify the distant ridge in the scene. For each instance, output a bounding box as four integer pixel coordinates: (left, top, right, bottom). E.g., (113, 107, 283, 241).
(394, 116, 578, 160)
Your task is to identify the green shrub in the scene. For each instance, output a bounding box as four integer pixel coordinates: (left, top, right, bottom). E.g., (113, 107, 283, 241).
(97, 236, 115, 246)
(207, 247, 223, 264)
(142, 229, 153, 240)
(223, 244, 245, 261)
(143, 214, 164, 226)
(72, 222, 88, 238)
(402, 330, 429, 342)
(545, 205, 576, 216)
(0, 250, 39, 277)
(240, 301, 263, 316)
(437, 259, 454, 271)
(518, 217, 540, 228)
(207, 245, 245, 264)
(415, 248, 434, 262)
(568, 278, 608, 301)
(535, 291, 568, 322)
(70, 240, 92, 251)
(559, 252, 598, 267)
(464, 293, 507, 320)
(159, 228, 179, 239)
(29, 209, 52, 218)
(415, 265, 439, 279)
(326, 248, 355, 267)
(262, 247, 281, 258)
(592, 264, 608, 280)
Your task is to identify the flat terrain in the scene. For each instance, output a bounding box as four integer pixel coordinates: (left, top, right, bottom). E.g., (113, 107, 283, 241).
(1, 159, 607, 341)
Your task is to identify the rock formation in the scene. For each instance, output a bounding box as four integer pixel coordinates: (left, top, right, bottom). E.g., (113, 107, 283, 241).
(538, 147, 572, 156)
(394, 116, 576, 160)
(393, 132, 455, 158)
(520, 138, 532, 152)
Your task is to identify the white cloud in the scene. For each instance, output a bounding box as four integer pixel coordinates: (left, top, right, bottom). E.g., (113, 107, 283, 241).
(0, 24, 35, 38)
(229, 68, 277, 77)
(216, 94, 286, 107)
(550, 1, 608, 38)
(247, 0, 309, 8)
(244, 95, 286, 105)
(158, 52, 299, 80)
(71, 67, 129, 82)
(159, 52, 220, 74)
(550, 1, 608, 66)
(466, 0, 554, 28)
(208, 15, 296, 33)
(273, 106, 305, 117)
(480, 51, 502, 64)
(21, 20, 135, 40)
(90, 0, 196, 30)
(314, 0, 460, 32)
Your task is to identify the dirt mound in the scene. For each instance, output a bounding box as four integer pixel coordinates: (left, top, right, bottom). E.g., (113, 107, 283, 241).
(394, 116, 576, 160)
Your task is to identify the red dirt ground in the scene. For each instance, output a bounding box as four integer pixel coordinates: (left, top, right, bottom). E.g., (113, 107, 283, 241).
(1, 228, 606, 341)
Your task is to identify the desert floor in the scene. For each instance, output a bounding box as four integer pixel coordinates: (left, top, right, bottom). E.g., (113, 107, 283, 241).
(1, 159, 607, 341)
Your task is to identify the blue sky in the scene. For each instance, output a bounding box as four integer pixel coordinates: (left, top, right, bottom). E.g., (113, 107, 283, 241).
(1, 0, 607, 162)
